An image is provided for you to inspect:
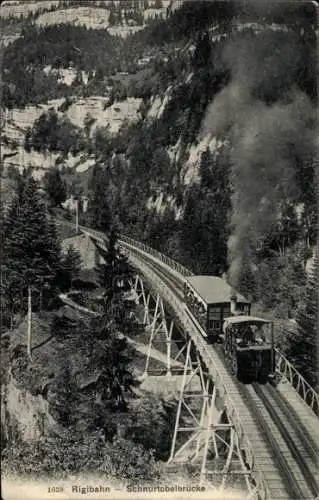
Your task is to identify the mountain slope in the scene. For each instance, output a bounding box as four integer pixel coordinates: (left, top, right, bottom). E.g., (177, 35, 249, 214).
(2, 1, 317, 321)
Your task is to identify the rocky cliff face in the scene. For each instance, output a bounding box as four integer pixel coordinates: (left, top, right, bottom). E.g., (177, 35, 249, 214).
(1, 369, 59, 446)
(2, 2, 316, 289)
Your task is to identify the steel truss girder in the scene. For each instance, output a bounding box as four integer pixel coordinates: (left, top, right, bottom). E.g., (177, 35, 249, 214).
(71, 225, 267, 499)
(168, 339, 261, 498)
(130, 274, 185, 377)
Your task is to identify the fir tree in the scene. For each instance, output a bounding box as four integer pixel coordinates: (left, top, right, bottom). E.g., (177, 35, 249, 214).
(88, 165, 112, 232)
(2, 175, 63, 313)
(57, 245, 82, 292)
(181, 148, 231, 275)
(199, 148, 214, 189)
(79, 314, 136, 409)
(285, 253, 318, 389)
(49, 356, 80, 426)
(193, 31, 211, 69)
(73, 69, 83, 87)
(94, 226, 139, 343)
(95, 228, 131, 310)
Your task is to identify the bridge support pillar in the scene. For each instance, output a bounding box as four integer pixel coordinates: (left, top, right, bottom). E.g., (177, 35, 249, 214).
(168, 339, 219, 464)
(168, 338, 254, 493)
(131, 275, 152, 326)
(131, 275, 177, 378)
(143, 294, 174, 377)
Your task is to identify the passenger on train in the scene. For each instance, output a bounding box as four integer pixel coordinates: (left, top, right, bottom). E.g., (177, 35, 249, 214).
(242, 325, 254, 345)
(255, 324, 266, 345)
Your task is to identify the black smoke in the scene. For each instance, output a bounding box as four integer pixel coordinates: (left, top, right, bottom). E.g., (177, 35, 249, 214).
(200, 4, 317, 288)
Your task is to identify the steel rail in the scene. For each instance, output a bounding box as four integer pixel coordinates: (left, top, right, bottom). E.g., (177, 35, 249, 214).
(60, 236, 314, 500)
(54, 216, 192, 277)
(265, 384, 319, 492)
(61, 233, 318, 500)
(87, 231, 269, 497)
(265, 384, 319, 464)
(55, 216, 319, 414)
(253, 383, 318, 499)
(243, 384, 306, 500)
(119, 237, 319, 416)
(122, 250, 269, 500)
(125, 244, 319, 499)
(55, 217, 319, 496)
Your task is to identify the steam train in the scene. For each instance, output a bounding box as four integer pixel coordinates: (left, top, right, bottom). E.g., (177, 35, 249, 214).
(183, 276, 276, 383)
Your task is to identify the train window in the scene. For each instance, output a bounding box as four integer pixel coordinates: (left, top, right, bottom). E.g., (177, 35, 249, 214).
(208, 318, 221, 328)
(223, 305, 231, 316)
(208, 307, 221, 320)
(253, 323, 271, 343)
(230, 322, 271, 345)
(211, 320, 221, 330)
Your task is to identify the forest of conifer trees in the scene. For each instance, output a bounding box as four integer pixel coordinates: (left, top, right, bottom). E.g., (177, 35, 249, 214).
(1, 2, 317, 486)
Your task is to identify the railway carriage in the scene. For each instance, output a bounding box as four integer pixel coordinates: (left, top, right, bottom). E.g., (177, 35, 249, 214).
(183, 275, 276, 383)
(183, 276, 250, 343)
(221, 316, 275, 383)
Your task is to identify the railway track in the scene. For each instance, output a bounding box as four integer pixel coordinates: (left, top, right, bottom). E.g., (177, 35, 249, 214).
(238, 382, 318, 500)
(62, 222, 318, 499)
(122, 242, 319, 499)
(258, 384, 318, 496)
(119, 240, 185, 299)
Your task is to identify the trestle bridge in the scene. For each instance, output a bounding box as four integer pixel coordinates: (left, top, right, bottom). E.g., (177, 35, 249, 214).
(57, 218, 319, 500)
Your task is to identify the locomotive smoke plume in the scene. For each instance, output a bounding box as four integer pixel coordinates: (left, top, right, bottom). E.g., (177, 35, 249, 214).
(201, 9, 316, 289)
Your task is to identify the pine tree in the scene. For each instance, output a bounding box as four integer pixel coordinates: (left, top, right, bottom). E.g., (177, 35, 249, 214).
(95, 229, 131, 309)
(2, 175, 63, 313)
(181, 149, 231, 275)
(30, 110, 59, 152)
(78, 313, 136, 409)
(199, 148, 213, 190)
(73, 69, 83, 87)
(285, 253, 318, 389)
(88, 165, 112, 232)
(108, 3, 117, 26)
(235, 250, 257, 302)
(193, 31, 211, 69)
(57, 245, 82, 292)
(49, 356, 79, 426)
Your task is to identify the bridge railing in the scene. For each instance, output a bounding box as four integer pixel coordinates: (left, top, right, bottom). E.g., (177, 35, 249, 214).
(125, 250, 268, 500)
(55, 216, 192, 277)
(119, 234, 192, 277)
(57, 235, 267, 497)
(275, 348, 319, 415)
(56, 217, 319, 418)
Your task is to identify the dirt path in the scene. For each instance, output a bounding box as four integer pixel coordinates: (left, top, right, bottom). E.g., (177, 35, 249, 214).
(59, 292, 183, 369)
(126, 337, 183, 368)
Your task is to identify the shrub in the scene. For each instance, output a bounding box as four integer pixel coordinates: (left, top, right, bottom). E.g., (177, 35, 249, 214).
(2, 433, 162, 482)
